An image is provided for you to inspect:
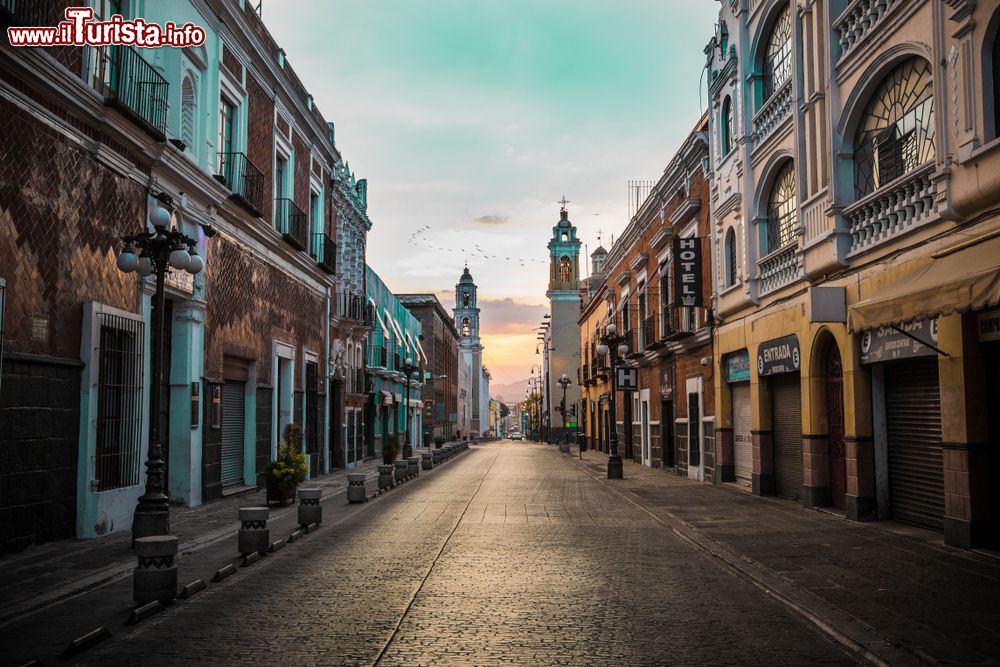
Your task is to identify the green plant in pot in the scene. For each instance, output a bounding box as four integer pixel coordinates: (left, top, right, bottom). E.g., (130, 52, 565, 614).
(434, 435, 446, 449)
(383, 435, 399, 464)
(265, 423, 307, 504)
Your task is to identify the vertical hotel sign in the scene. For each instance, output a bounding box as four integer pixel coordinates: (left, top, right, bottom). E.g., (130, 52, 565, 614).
(672, 237, 703, 307)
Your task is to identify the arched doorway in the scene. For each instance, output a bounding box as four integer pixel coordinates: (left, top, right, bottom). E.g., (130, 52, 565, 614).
(825, 342, 846, 510)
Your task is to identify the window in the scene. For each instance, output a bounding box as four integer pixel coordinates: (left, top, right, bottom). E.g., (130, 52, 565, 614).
(659, 268, 672, 336)
(724, 227, 737, 287)
(310, 191, 320, 232)
(762, 4, 792, 104)
(274, 155, 286, 200)
(463, 291, 470, 308)
(218, 97, 234, 177)
(721, 96, 733, 155)
(181, 72, 197, 153)
(95, 312, 144, 491)
(637, 283, 648, 347)
(853, 58, 935, 198)
(764, 161, 797, 254)
(993, 23, 1000, 139)
(462, 318, 471, 337)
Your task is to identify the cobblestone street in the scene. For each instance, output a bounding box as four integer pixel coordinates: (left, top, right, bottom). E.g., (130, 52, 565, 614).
(70, 442, 858, 666)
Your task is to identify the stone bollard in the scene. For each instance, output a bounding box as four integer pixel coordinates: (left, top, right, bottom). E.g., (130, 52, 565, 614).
(394, 460, 408, 483)
(133, 535, 178, 604)
(406, 457, 420, 478)
(298, 488, 322, 526)
(378, 465, 394, 490)
(347, 473, 367, 503)
(238, 507, 269, 556)
(422, 452, 433, 470)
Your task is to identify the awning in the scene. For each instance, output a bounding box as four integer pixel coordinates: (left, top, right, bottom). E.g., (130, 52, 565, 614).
(848, 232, 1000, 332)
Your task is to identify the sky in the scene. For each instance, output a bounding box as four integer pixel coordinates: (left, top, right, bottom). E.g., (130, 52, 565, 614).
(262, 0, 720, 398)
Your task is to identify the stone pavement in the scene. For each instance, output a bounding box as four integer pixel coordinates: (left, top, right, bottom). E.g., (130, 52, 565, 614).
(0, 444, 464, 667)
(565, 445, 1000, 665)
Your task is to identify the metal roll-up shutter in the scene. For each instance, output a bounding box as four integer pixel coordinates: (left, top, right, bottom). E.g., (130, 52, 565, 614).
(732, 383, 752, 486)
(772, 374, 802, 500)
(221, 381, 246, 486)
(886, 359, 943, 530)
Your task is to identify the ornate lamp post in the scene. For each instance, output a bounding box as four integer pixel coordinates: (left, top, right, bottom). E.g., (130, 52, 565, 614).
(597, 322, 629, 480)
(557, 374, 571, 453)
(401, 356, 419, 459)
(116, 201, 208, 542)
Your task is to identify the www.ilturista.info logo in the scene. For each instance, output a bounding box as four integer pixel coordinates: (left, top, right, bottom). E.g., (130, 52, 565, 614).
(7, 7, 206, 48)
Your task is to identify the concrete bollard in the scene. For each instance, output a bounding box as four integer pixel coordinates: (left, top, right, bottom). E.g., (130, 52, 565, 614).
(238, 507, 269, 556)
(406, 457, 420, 478)
(298, 488, 322, 526)
(347, 473, 367, 503)
(378, 465, 394, 490)
(394, 460, 408, 483)
(422, 452, 433, 470)
(133, 535, 178, 604)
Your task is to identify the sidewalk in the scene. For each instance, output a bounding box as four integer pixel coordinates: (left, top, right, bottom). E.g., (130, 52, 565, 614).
(0, 445, 460, 666)
(566, 446, 1000, 665)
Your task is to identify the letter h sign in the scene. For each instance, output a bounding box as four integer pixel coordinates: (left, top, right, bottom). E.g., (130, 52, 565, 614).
(671, 237, 703, 308)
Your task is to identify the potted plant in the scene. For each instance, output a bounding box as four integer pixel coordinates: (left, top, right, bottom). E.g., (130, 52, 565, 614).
(265, 423, 307, 504)
(434, 435, 446, 449)
(382, 435, 399, 464)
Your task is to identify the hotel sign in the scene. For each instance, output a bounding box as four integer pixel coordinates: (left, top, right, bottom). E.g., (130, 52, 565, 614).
(756, 335, 800, 376)
(672, 237, 703, 308)
(860, 318, 937, 364)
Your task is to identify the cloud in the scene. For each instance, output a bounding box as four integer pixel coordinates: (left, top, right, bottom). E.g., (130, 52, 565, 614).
(466, 214, 508, 225)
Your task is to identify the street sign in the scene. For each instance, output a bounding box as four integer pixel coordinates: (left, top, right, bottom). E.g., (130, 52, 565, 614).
(616, 367, 637, 391)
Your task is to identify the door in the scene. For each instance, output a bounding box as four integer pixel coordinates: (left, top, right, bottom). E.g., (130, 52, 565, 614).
(329, 379, 343, 469)
(305, 361, 319, 473)
(661, 400, 674, 468)
(826, 347, 846, 509)
(688, 391, 701, 480)
(772, 374, 803, 500)
(623, 394, 633, 460)
(885, 359, 943, 530)
(220, 380, 245, 486)
(641, 399, 650, 466)
(732, 383, 752, 487)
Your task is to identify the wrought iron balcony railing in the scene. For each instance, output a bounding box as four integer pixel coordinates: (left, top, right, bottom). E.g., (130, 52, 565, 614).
(275, 198, 308, 251)
(217, 152, 265, 216)
(311, 232, 336, 275)
(94, 45, 169, 139)
(335, 292, 366, 323)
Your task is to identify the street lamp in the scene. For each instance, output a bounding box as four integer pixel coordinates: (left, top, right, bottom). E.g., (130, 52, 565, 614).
(117, 201, 207, 542)
(401, 356, 419, 459)
(557, 374, 571, 453)
(596, 322, 629, 480)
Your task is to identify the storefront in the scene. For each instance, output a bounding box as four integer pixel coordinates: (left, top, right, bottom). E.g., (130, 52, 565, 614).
(979, 308, 1000, 546)
(724, 350, 752, 488)
(757, 335, 802, 501)
(861, 319, 944, 530)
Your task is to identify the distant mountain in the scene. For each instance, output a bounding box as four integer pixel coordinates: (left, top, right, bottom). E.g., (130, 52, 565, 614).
(491, 378, 529, 404)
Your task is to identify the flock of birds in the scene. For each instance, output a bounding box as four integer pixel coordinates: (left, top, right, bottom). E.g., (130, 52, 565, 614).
(407, 226, 549, 268)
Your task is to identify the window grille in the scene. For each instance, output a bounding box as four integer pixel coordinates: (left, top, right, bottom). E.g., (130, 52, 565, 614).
(765, 162, 797, 253)
(95, 312, 145, 491)
(762, 5, 792, 103)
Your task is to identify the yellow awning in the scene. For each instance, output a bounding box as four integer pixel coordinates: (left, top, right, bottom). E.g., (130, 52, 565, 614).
(848, 232, 1000, 332)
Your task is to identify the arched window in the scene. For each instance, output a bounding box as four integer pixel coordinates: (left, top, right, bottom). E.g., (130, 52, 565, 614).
(181, 72, 197, 152)
(762, 4, 792, 104)
(462, 292, 470, 308)
(724, 227, 737, 287)
(461, 318, 471, 337)
(721, 96, 733, 155)
(559, 256, 572, 282)
(764, 161, 797, 253)
(853, 57, 935, 198)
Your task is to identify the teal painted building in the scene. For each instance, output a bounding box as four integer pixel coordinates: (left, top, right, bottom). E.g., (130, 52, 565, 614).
(365, 266, 425, 456)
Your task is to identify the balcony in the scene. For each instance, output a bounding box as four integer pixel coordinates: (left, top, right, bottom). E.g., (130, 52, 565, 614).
(660, 307, 688, 341)
(752, 80, 792, 148)
(216, 152, 265, 217)
(641, 316, 656, 351)
(93, 45, 169, 140)
(844, 163, 936, 256)
(335, 292, 366, 323)
(311, 232, 336, 275)
(275, 198, 308, 251)
(757, 242, 801, 295)
(833, 0, 904, 61)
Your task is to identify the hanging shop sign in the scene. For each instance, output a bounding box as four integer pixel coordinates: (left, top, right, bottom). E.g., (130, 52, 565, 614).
(756, 335, 800, 376)
(672, 237, 703, 308)
(978, 309, 1000, 343)
(724, 350, 751, 383)
(860, 318, 937, 365)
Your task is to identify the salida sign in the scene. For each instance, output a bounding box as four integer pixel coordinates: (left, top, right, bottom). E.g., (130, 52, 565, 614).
(672, 237, 703, 308)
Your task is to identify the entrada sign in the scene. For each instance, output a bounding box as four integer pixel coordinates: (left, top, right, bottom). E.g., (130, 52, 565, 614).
(672, 237, 703, 308)
(756, 335, 800, 376)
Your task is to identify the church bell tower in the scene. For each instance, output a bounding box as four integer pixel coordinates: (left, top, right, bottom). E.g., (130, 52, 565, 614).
(545, 200, 582, 443)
